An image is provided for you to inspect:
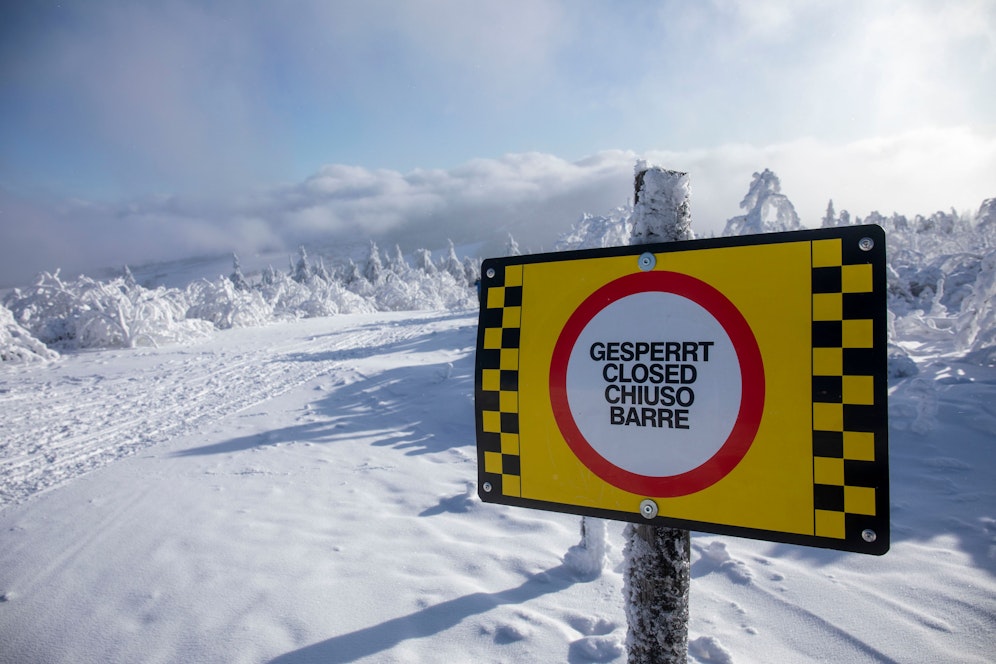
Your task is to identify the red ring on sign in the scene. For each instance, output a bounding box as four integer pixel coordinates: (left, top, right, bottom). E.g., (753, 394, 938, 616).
(549, 271, 765, 497)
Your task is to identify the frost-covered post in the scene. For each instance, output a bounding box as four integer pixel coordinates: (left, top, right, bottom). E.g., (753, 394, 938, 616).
(624, 164, 691, 663)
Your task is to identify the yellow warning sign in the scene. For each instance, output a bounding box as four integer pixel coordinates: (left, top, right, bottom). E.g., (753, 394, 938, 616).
(475, 225, 889, 554)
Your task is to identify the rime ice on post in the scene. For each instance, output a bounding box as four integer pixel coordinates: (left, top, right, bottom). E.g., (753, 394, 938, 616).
(623, 523, 689, 663)
(629, 164, 693, 244)
(624, 163, 691, 664)
(564, 516, 608, 579)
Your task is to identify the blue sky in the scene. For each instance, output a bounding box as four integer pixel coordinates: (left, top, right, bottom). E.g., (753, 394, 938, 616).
(1, 0, 995, 284)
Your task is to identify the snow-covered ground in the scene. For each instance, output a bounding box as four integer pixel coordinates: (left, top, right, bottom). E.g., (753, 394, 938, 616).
(1, 307, 993, 663)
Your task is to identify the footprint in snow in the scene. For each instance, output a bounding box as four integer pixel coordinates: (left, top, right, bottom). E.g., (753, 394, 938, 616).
(492, 622, 531, 644)
(692, 541, 753, 585)
(565, 614, 624, 662)
(689, 635, 733, 664)
(568, 634, 625, 662)
(565, 613, 618, 637)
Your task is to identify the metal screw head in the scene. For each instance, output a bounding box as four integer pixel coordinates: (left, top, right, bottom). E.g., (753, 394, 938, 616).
(858, 237, 875, 252)
(861, 529, 877, 543)
(638, 252, 657, 271)
(486, 268, 496, 279)
(482, 481, 493, 493)
(639, 499, 659, 519)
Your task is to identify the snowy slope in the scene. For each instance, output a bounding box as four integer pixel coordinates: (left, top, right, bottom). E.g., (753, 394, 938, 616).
(1, 308, 994, 663)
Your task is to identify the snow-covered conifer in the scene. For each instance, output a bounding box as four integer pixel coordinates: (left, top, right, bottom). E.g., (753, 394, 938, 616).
(462, 256, 480, 287)
(230, 253, 250, 291)
(890, 213, 910, 232)
(865, 211, 887, 228)
(821, 200, 837, 228)
(505, 233, 521, 256)
(414, 248, 436, 274)
(261, 265, 278, 287)
(388, 245, 410, 276)
(313, 256, 331, 283)
(977, 198, 996, 231)
(441, 240, 465, 281)
(292, 246, 311, 283)
(342, 258, 363, 286)
(363, 241, 384, 284)
(122, 265, 137, 289)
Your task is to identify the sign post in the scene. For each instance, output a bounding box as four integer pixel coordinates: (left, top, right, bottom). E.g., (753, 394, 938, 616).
(623, 166, 693, 664)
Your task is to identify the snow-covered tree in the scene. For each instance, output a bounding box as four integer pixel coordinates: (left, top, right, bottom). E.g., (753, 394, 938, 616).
(363, 241, 384, 284)
(312, 256, 331, 283)
(122, 265, 137, 289)
(722, 169, 801, 236)
(441, 240, 465, 281)
(462, 256, 480, 287)
(292, 246, 311, 284)
(977, 198, 996, 232)
(413, 248, 436, 274)
(261, 265, 278, 287)
(504, 233, 521, 256)
(341, 258, 363, 286)
(821, 200, 837, 228)
(555, 206, 633, 251)
(230, 253, 250, 291)
(387, 244, 410, 276)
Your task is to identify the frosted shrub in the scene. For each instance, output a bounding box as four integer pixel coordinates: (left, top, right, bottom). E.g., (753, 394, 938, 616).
(886, 214, 996, 358)
(305, 277, 375, 317)
(3, 272, 80, 346)
(3, 271, 211, 350)
(186, 277, 273, 329)
(258, 270, 374, 319)
(955, 249, 996, 353)
(257, 271, 316, 318)
(0, 303, 59, 363)
(556, 207, 633, 251)
(373, 267, 474, 312)
(374, 272, 433, 311)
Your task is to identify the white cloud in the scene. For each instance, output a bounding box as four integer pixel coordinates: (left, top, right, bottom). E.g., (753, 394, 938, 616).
(3, 126, 994, 287)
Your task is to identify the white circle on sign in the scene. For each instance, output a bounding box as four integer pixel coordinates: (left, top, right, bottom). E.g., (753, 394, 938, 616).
(565, 291, 741, 477)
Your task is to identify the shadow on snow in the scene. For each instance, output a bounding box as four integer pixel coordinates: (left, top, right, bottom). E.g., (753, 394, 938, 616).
(173, 321, 476, 459)
(266, 564, 578, 664)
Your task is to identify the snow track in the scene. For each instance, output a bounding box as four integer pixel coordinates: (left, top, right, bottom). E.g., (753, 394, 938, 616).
(0, 312, 463, 509)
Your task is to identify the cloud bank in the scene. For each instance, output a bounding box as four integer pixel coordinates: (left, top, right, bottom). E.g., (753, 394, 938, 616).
(2, 127, 994, 287)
